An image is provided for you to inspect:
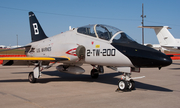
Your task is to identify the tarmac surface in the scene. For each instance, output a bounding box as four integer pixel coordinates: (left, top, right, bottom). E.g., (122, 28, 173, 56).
(0, 61, 180, 108)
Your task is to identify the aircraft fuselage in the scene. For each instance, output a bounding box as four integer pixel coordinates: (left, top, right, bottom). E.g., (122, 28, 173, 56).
(27, 26, 171, 68)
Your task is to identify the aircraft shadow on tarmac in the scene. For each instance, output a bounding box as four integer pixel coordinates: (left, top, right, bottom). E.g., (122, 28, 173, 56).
(0, 70, 173, 92)
(169, 68, 180, 70)
(168, 63, 180, 70)
(172, 63, 180, 65)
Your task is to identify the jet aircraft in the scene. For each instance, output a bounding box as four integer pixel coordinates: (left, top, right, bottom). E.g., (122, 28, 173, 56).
(0, 12, 172, 91)
(139, 26, 180, 53)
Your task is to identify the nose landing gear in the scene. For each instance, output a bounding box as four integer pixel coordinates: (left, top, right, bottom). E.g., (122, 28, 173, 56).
(118, 73, 135, 91)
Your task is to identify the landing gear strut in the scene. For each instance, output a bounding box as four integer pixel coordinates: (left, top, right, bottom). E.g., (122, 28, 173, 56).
(118, 73, 135, 91)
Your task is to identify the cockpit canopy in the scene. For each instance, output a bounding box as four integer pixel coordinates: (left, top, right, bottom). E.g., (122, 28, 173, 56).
(77, 24, 135, 43)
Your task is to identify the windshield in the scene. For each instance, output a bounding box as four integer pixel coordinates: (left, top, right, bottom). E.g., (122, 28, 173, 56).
(77, 24, 121, 40)
(77, 25, 96, 37)
(112, 32, 136, 43)
(95, 24, 121, 40)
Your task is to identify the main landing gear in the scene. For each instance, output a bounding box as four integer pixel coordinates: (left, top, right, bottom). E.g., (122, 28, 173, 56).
(28, 61, 56, 83)
(28, 72, 37, 83)
(28, 62, 41, 83)
(118, 73, 135, 91)
(90, 65, 104, 79)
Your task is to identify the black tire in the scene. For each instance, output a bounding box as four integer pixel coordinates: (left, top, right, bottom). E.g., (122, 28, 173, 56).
(28, 72, 37, 83)
(91, 69, 99, 79)
(128, 80, 135, 90)
(118, 80, 128, 91)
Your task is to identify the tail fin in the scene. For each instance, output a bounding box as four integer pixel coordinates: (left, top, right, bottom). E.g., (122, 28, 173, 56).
(29, 11, 48, 42)
(139, 26, 177, 46)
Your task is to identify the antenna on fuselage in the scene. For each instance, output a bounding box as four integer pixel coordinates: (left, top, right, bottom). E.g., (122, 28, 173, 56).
(69, 26, 72, 30)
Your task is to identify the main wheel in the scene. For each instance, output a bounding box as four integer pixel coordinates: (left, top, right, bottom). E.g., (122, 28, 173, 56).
(28, 72, 37, 83)
(118, 80, 128, 91)
(128, 80, 135, 90)
(91, 69, 99, 79)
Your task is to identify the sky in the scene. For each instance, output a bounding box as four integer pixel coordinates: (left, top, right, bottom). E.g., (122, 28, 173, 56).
(0, 0, 180, 46)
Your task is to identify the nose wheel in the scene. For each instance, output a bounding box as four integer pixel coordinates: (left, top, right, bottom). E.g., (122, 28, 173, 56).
(118, 80, 128, 91)
(118, 73, 135, 91)
(118, 79, 135, 91)
(128, 80, 135, 90)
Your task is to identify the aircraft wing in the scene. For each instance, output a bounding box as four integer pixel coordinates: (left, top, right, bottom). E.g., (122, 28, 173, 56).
(0, 56, 69, 66)
(0, 56, 69, 61)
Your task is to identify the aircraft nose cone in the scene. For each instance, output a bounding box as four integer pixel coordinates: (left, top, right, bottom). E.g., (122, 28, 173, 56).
(158, 55, 172, 67)
(126, 51, 172, 68)
(112, 43, 172, 68)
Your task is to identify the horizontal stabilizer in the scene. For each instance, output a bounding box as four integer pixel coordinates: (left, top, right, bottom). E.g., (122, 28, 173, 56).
(138, 26, 171, 29)
(0, 45, 31, 52)
(3, 60, 34, 66)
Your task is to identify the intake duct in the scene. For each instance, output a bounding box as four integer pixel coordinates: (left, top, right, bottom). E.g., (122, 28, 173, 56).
(76, 45, 86, 59)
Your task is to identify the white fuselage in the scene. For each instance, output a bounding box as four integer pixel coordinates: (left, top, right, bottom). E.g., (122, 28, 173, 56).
(27, 28, 133, 67)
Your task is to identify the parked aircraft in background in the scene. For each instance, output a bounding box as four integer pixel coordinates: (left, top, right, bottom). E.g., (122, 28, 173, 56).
(0, 45, 22, 49)
(0, 12, 172, 91)
(144, 44, 161, 50)
(139, 26, 180, 53)
(0, 45, 6, 49)
(9, 45, 22, 48)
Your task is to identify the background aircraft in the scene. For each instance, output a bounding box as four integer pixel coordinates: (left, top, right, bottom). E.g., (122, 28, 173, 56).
(139, 26, 180, 53)
(0, 45, 22, 49)
(0, 12, 172, 91)
(0, 45, 6, 49)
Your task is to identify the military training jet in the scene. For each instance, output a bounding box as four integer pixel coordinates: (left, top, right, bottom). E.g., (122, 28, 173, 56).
(0, 12, 172, 91)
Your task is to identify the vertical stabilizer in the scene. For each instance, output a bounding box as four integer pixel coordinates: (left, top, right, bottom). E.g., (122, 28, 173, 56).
(139, 26, 177, 46)
(29, 11, 48, 42)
